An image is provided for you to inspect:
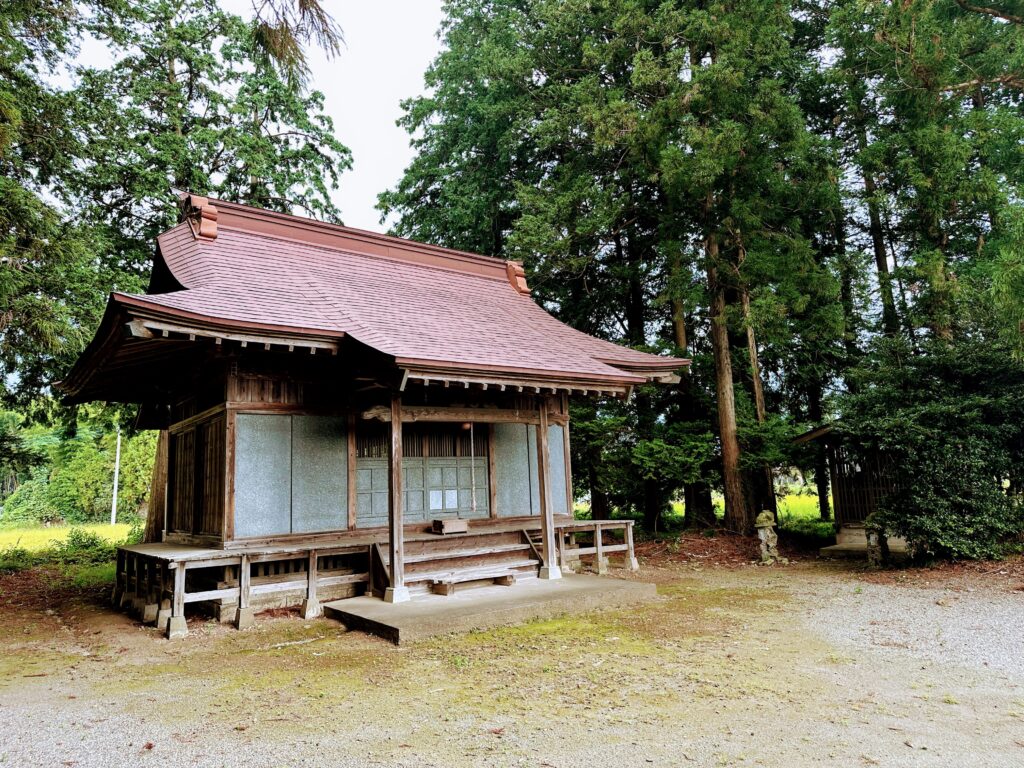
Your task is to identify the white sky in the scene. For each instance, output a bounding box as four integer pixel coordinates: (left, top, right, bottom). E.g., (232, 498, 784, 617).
(303, 2, 445, 231)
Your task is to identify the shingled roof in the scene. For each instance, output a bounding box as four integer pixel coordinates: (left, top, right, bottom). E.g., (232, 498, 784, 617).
(61, 194, 687, 401)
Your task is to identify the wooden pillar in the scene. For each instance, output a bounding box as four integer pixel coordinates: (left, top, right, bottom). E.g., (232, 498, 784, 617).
(167, 564, 187, 639)
(625, 520, 639, 571)
(119, 552, 134, 609)
(130, 554, 145, 617)
(384, 395, 410, 603)
(594, 522, 608, 575)
(536, 399, 562, 579)
(562, 416, 574, 516)
(235, 553, 254, 629)
(141, 558, 159, 624)
(155, 563, 172, 632)
(347, 413, 357, 529)
(302, 549, 321, 618)
(112, 549, 126, 607)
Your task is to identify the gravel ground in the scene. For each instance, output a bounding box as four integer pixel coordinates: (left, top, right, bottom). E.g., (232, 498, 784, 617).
(804, 576, 1024, 678)
(1, 560, 1022, 767)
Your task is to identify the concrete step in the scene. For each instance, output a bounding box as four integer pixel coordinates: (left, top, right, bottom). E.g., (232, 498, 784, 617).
(322, 573, 658, 644)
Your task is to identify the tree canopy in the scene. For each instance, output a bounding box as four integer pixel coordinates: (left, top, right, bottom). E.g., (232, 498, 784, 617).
(382, 0, 1024, 548)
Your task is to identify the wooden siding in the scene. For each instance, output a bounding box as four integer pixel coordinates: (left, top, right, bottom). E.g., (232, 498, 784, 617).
(830, 445, 903, 527)
(167, 414, 226, 539)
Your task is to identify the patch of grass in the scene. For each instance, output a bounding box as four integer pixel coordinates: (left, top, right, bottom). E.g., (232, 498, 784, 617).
(0, 523, 133, 552)
(0, 523, 141, 574)
(48, 527, 118, 565)
(67, 561, 117, 589)
(0, 545, 35, 572)
(776, 495, 835, 549)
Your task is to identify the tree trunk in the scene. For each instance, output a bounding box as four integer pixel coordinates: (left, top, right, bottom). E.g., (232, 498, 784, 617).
(856, 123, 900, 337)
(807, 387, 832, 521)
(669, 258, 715, 528)
(683, 481, 715, 528)
(707, 238, 751, 534)
(738, 287, 777, 518)
(588, 461, 610, 520)
(143, 430, 169, 544)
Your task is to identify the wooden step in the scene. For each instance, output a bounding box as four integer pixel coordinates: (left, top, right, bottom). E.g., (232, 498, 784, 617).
(403, 542, 531, 565)
(430, 568, 519, 595)
(405, 558, 539, 585)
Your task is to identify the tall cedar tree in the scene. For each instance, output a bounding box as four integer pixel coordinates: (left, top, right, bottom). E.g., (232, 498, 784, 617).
(384, 0, 840, 532)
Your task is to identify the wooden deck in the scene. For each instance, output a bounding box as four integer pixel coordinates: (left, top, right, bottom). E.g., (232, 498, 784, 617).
(113, 516, 639, 639)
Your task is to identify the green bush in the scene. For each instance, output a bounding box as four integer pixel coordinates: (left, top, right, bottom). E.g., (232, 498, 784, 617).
(0, 545, 36, 572)
(839, 338, 1024, 560)
(48, 527, 117, 565)
(0, 469, 61, 526)
(0, 418, 156, 527)
(874, 440, 1022, 560)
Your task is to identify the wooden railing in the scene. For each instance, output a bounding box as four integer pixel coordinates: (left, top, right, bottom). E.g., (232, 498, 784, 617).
(554, 519, 639, 574)
(114, 545, 370, 639)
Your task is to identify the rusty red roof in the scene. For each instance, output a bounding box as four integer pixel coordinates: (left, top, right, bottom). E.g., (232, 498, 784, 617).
(64, 195, 687, 398)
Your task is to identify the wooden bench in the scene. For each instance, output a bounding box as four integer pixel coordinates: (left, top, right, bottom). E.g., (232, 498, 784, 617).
(428, 564, 526, 595)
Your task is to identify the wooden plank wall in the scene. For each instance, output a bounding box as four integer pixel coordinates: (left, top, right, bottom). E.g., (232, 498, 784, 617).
(167, 414, 226, 539)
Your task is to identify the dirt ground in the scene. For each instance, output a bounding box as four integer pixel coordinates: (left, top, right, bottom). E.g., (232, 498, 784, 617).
(1, 541, 1022, 767)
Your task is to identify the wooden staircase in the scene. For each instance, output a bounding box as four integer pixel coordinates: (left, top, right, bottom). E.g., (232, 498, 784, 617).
(379, 530, 542, 596)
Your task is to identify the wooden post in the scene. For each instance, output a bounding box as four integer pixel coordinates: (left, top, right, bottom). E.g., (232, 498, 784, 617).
(223, 411, 236, 542)
(155, 563, 172, 632)
(235, 553, 254, 628)
(119, 552, 134, 609)
(384, 395, 410, 603)
(130, 553, 145, 618)
(562, 417, 574, 516)
(625, 520, 639, 571)
(112, 549, 126, 607)
(141, 558, 159, 624)
(347, 413, 357, 529)
(594, 523, 608, 575)
(536, 399, 562, 579)
(167, 564, 187, 639)
(487, 424, 498, 518)
(302, 549, 321, 618)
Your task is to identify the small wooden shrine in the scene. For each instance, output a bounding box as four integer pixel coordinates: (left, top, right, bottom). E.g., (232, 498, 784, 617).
(61, 193, 685, 638)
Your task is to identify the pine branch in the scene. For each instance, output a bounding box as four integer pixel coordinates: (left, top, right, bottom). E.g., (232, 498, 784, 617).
(954, 0, 1024, 25)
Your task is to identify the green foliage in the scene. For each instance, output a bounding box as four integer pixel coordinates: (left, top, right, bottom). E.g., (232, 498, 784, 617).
(0, 544, 34, 572)
(0, 523, 140, 573)
(48, 526, 116, 565)
(873, 440, 1021, 561)
(1, 413, 155, 526)
(840, 338, 1024, 559)
(1, 469, 60, 526)
(1, 1, 351, 408)
(67, 0, 351, 274)
(385, 0, 1024, 551)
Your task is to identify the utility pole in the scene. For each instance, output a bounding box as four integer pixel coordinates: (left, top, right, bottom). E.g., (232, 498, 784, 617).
(110, 425, 122, 526)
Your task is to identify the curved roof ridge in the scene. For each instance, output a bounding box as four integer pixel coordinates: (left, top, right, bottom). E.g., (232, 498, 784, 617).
(205, 196, 514, 282)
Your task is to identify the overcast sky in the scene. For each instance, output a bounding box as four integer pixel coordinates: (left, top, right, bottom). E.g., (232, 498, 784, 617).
(305, 2, 444, 231)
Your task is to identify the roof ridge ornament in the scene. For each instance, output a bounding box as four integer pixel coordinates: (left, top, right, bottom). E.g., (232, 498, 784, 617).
(505, 261, 530, 295)
(177, 192, 219, 240)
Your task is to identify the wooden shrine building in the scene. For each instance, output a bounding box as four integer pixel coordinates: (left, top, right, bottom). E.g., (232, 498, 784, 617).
(61, 193, 685, 638)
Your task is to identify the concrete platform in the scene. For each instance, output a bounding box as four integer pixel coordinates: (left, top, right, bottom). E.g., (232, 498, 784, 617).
(321, 574, 658, 644)
(819, 543, 909, 562)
